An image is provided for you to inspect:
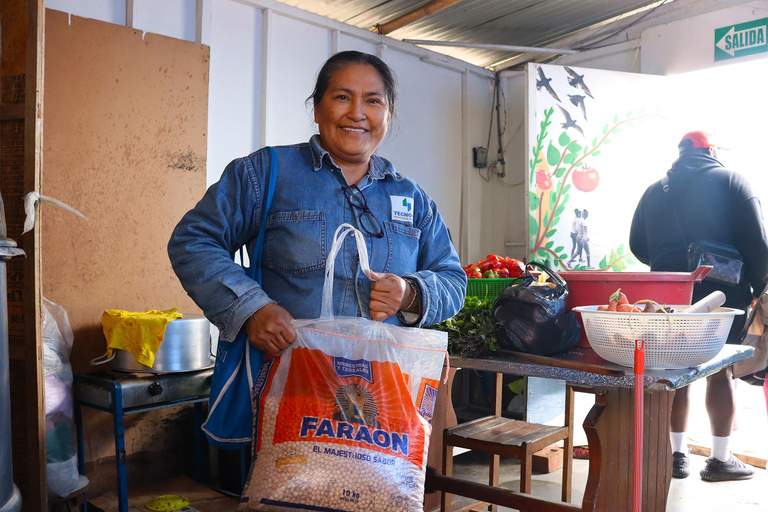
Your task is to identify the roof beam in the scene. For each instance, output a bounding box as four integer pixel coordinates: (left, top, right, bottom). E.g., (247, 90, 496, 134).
(375, 0, 465, 35)
(402, 39, 579, 55)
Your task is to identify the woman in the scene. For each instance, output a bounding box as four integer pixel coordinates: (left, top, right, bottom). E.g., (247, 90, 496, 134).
(568, 208, 582, 265)
(167, 51, 466, 355)
(578, 209, 591, 268)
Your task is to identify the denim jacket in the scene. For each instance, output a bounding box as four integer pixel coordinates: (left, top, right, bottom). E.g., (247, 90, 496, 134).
(168, 136, 466, 342)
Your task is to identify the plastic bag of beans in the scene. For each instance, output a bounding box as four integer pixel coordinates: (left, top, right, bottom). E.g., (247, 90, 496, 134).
(240, 225, 448, 511)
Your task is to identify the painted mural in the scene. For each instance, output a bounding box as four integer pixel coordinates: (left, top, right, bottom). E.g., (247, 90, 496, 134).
(526, 63, 675, 271)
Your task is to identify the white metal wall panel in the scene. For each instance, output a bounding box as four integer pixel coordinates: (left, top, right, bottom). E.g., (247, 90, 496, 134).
(376, 49, 462, 242)
(206, 0, 263, 186)
(641, 4, 768, 75)
(133, 0, 197, 42)
(337, 33, 377, 55)
(45, 0, 126, 25)
(265, 13, 332, 146)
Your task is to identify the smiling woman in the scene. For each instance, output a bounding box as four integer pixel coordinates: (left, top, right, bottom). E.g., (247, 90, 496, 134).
(167, 49, 466, 457)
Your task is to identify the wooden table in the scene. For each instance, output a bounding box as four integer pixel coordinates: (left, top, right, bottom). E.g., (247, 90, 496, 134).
(424, 345, 753, 512)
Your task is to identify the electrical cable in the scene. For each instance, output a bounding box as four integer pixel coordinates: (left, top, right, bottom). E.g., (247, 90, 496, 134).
(502, 0, 669, 71)
(574, 0, 670, 51)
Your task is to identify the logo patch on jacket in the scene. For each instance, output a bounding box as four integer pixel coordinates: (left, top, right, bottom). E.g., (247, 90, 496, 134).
(390, 196, 414, 223)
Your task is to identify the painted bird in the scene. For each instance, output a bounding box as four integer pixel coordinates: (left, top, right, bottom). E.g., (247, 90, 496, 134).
(564, 66, 594, 99)
(569, 94, 588, 120)
(557, 105, 584, 137)
(536, 66, 561, 102)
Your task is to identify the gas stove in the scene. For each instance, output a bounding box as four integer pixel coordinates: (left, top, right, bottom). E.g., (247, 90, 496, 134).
(73, 367, 212, 411)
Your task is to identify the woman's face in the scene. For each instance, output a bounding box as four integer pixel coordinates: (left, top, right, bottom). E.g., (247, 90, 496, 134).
(314, 63, 390, 168)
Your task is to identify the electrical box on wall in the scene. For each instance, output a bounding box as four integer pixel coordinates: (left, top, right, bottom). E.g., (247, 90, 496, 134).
(473, 147, 488, 168)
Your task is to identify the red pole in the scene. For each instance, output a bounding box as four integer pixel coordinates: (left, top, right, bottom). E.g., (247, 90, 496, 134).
(634, 339, 645, 512)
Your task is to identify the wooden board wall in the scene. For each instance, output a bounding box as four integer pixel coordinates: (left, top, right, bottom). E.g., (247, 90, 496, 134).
(43, 9, 207, 368)
(42, 9, 209, 495)
(1, 0, 46, 509)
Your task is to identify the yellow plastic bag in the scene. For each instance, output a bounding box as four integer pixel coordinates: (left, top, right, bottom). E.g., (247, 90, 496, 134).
(101, 308, 183, 368)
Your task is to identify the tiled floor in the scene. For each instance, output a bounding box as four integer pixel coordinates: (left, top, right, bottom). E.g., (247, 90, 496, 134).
(449, 450, 766, 512)
(448, 379, 768, 512)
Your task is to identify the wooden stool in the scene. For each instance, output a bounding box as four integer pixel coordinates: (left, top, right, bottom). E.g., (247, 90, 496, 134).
(441, 374, 574, 511)
(49, 486, 87, 512)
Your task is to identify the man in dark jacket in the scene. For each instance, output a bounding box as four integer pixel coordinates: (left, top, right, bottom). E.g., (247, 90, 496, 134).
(630, 131, 768, 482)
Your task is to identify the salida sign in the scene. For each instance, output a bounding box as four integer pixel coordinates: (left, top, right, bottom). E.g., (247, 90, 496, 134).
(715, 18, 768, 61)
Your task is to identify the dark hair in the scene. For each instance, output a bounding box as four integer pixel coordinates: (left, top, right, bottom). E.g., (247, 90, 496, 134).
(308, 51, 397, 116)
(582, 209, 589, 219)
(678, 139, 711, 156)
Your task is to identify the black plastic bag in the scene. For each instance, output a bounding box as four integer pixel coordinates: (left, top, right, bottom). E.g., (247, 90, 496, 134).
(492, 261, 581, 356)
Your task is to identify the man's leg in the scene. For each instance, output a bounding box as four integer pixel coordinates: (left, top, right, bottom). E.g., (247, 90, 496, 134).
(700, 367, 754, 481)
(670, 386, 691, 478)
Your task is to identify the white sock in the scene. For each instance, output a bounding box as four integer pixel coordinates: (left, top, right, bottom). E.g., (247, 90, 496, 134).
(712, 435, 731, 462)
(670, 432, 688, 454)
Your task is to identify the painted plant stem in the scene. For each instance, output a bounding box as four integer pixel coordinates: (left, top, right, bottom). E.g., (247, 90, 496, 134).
(533, 114, 656, 253)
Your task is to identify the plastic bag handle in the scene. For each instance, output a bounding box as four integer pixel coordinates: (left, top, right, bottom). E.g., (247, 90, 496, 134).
(526, 260, 567, 288)
(321, 224, 373, 318)
(89, 350, 116, 366)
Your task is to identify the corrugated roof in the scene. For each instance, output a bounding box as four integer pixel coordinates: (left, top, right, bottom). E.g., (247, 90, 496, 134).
(275, 0, 664, 69)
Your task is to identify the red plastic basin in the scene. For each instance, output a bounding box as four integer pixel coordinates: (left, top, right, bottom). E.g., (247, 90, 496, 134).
(558, 266, 712, 348)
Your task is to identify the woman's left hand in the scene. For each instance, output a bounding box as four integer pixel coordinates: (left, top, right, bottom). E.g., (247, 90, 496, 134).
(369, 271, 411, 321)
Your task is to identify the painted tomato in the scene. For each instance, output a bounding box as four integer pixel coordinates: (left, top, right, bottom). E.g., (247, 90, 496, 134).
(536, 169, 552, 190)
(572, 167, 599, 192)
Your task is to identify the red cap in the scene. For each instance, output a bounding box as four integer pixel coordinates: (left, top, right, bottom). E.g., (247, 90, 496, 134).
(679, 131, 716, 150)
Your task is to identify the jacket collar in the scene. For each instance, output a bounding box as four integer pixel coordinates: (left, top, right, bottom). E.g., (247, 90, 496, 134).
(308, 134, 402, 180)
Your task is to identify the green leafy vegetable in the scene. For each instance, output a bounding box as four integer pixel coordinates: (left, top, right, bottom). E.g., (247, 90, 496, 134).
(430, 296, 498, 357)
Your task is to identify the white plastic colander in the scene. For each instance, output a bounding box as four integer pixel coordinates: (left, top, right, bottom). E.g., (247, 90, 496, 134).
(573, 305, 744, 369)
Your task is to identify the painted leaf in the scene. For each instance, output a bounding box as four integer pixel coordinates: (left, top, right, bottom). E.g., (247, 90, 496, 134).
(614, 127, 623, 135)
(559, 253, 568, 261)
(603, 125, 609, 135)
(555, 246, 564, 253)
(613, 114, 618, 123)
(614, 260, 627, 272)
(546, 241, 554, 249)
(550, 191, 557, 204)
(529, 215, 539, 236)
(547, 142, 561, 166)
(626, 110, 633, 118)
(555, 206, 564, 217)
(546, 229, 556, 237)
(599, 255, 608, 268)
(592, 137, 598, 146)
(537, 249, 548, 258)
(563, 153, 576, 165)
(562, 184, 571, 194)
(559, 132, 570, 147)
(568, 142, 582, 153)
(554, 166, 566, 178)
(551, 216, 560, 228)
(617, 244, 625, 256)
(604, 139, 611, 145)
(543, 211, 550, 228)
(610, 249, 619, 263)
(529, 192, 540, 211)
(592, 150, 601, 157)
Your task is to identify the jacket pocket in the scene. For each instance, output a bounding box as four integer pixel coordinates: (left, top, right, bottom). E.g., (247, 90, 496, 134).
(376, 221, 421, 274)
(265, 210, 326, 274)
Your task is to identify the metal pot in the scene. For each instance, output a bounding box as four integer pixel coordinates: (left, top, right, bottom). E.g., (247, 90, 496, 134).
(109, 314, 213, 373)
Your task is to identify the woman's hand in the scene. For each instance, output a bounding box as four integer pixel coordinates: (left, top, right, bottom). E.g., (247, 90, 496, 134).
(245, 303, 296, 354)
(369, 272, 416, 321)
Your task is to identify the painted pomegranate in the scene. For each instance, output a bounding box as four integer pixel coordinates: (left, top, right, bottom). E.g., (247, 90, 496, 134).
(536, 169, 552, 190)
